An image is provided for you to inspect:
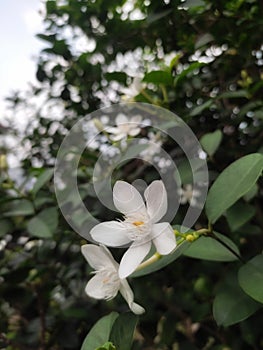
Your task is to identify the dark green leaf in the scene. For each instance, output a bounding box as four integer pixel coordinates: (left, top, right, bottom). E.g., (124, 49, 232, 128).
(105, 72, 127, 84)
(174, 62, 204, 87)
(184, 232, 240, 261)
(195, 33, 214, 49)
(226, 201, 256, 231)
(0, 219, 12, 237)
(27, 207, 58, 238)
(146, 9, 172, 24)
(206, 153, 263, 223)
(4, 199, 35, 217)
(238, 255, 263, 303)
(218, 90, 249, 99)
(32, 168, 54, 195)
(143, 70, 173, 85)
(110, 313, 138, 350)
(213, 272, 261, 326)
(200, 130, 222, 157)
(189, 100, 214, 117)
(81, 312, 119, 350)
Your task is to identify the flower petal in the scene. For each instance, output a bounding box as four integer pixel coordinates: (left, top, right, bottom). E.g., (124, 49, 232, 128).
(116, 113, 128, 125)
(113, 181, 146, 215)
(106, 126, 119, 134)
(81, 244, 118, 270)
(152, 222, 176, 255)
(90, 221, 131, 247)
(85, 274, 118, 300)
(119, 279, 145, 315)
(118, 241, 151, 278)
(145, 180, 167, 223)
(131, 114, 142, 123)
(110, 133, 126, 141)
(128, 127, 141, 137)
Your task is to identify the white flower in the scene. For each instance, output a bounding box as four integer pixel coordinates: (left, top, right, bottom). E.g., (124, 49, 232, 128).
(139, 132, 163, 162)
(90, 180, 176, 278)
(81, 244, 145, 315)
(107, 114, 142, 141)
(178, 184, 201, 207)
(121, 76, 144, 100)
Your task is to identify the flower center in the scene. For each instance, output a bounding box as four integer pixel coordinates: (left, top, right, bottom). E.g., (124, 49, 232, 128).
(123, 214, 152, 241)
(98, 268, 120, 300)
(133, 221, 144, 226)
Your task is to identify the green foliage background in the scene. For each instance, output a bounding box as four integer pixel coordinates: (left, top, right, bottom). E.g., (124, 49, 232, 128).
(0, 0, 263, 349)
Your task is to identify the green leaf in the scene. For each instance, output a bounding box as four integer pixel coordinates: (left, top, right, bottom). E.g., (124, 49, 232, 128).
(189, 100, 214, 117)
(213, 272, 261, 326)
(27, 207, 58, 238)
(32, 168, 54, 195)
(4, 199, 35, 217)
(146, 9, 172, 24)
(105, 72, 127, 84)
(0, 219, 12, 237)
(81, 312, 119, 350)
(238, 255, 263, 304)
(182, 0, 206, 8)
(143, 70, 173, 85)
(226, 201, 256, 232)
(243, 183, 258, 201)
(174, 62, 204, 86)
(183, 232, 240, 261)
(200, 130, 222, 157)
(217, 90, 249, 99)
(205, 153, 263, 223)
(195, 33, 214, 49)
(132, 240, 190, 277)
(110, 313, 138, 350)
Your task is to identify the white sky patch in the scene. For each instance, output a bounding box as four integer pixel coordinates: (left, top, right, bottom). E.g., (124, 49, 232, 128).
(22, 7, 43, 34)
(0, 0, 44, 122)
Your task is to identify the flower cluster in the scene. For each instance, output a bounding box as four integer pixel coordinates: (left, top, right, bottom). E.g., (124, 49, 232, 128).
(81, 180, 177, 314)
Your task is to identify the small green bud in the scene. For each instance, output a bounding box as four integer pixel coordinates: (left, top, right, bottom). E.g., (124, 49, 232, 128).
(0, 154, 8, 170)
(93, 118, 105, 132)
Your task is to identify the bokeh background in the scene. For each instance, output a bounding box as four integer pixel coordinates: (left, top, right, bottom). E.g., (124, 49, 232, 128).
(0, 1, 263, 349)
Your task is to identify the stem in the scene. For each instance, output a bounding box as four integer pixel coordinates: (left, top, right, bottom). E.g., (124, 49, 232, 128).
(160, 84, 169, 103)
(136, 252, 162, 271)
(140, 89, 160, 105)
(136, 237, 185, 271)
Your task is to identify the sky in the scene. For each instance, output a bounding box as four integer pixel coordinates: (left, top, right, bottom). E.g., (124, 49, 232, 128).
(0, 0, 44, 122)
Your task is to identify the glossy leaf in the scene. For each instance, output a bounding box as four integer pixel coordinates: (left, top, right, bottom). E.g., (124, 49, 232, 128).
(81, 312, 119, 350)
(143, 70, 173, 85)
(183, 232, 240, 261)
(200, 130, 222, 157)
(110, 313, 138, 350)
(226, 201, 256, 232)
(206, 153, 263, 223)
(32, 168, 54, 195)
(27, 207, 58, 238)
(4, 199, 35, 217)
(189, 100, 214, 117)
(238, 255, 263, 304)
(213, 272, 261, 326)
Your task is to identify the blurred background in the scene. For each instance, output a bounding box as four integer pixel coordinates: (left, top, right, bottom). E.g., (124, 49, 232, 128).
(0, 1, 263, 349)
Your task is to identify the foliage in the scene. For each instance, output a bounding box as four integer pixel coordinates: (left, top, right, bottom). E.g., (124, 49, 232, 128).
(1, 0, 263, 349)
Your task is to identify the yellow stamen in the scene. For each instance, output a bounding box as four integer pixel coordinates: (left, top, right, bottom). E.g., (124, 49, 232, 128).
(133, 221, 144, 226)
